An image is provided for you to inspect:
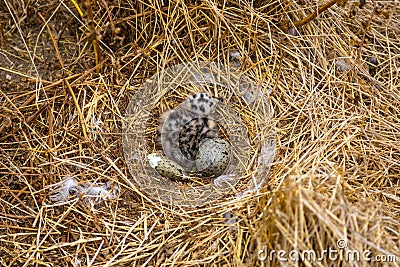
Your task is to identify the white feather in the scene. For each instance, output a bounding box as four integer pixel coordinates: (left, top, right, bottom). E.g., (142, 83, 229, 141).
(80, 181, 119, 205)
(49, 177, 118, 206)
(49, 176, 79, 203)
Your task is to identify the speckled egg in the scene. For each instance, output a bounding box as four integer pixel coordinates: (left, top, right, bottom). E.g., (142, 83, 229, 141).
(195, 138, 231, 177)
(148, 153, 189, 181)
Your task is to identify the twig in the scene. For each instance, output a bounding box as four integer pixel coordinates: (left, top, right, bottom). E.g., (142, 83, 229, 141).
(356, 0, 377, 62)
(292, 0, 337, 28)
(87, 0, 102, 73)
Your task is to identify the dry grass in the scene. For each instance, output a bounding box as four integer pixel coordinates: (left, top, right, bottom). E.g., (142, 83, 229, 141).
(0, 0, 399, 266)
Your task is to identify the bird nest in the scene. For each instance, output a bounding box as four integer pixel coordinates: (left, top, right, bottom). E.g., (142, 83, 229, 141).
(123, 62, 276, 206)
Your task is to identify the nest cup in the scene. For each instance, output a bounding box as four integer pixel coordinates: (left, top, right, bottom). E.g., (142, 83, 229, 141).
(123, 61, 276, 206)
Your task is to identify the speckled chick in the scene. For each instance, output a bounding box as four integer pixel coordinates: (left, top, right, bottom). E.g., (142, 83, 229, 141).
(178, 117, 219, 160)
(158, 92, 220, 169)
